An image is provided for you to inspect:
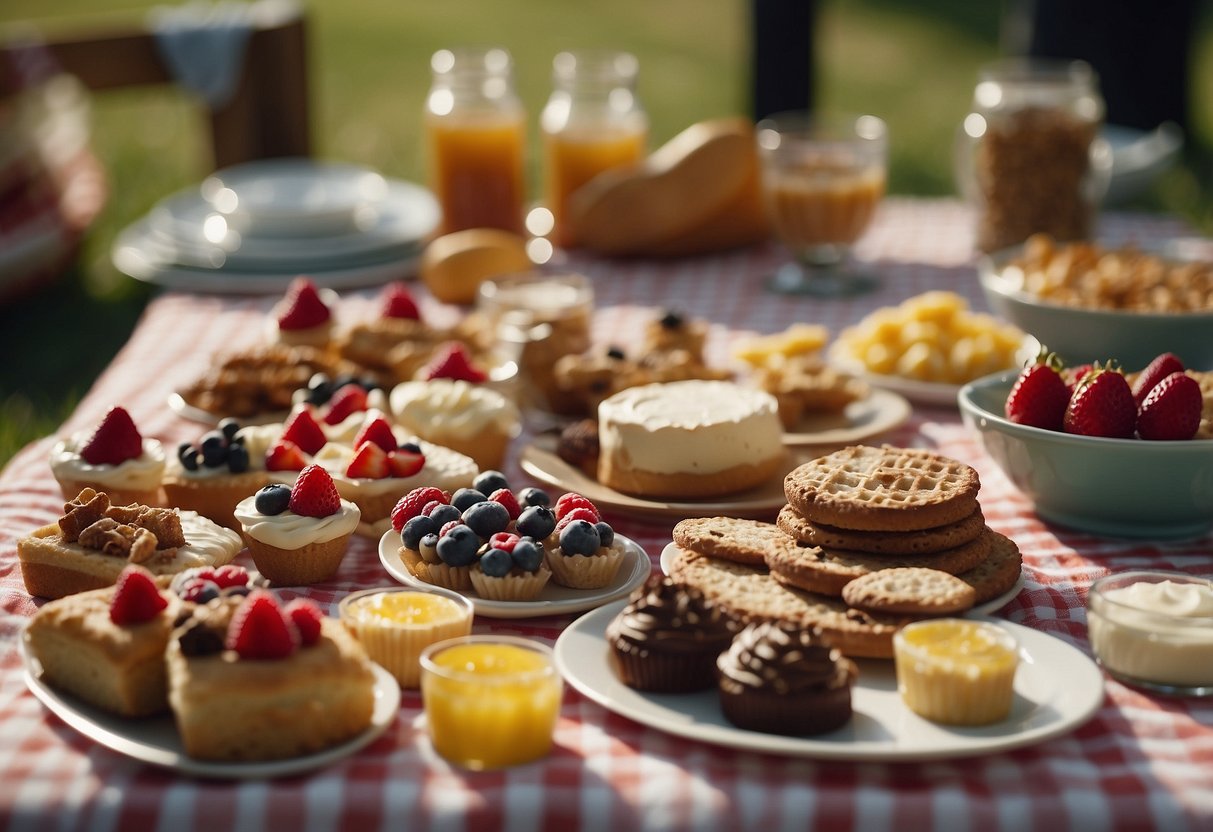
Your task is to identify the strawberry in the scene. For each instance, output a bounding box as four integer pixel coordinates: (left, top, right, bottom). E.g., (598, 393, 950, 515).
(488, 488, 522, 520)
(346, 441, 390, 479)
(79, 406, 144, 466)
(555, 492, 599, 522)
(1063, 366, 1136, 438)
(211, 564, 249, 589)
(281, 408, 327, 456)
(284, 599, 324, 647)
(381, 282, 421, 320)
(265, 438, 308, 472)
(1137, 371, 1202, 441)
(421, 342, 487, 383)
(109, 565, 168, 625)
(323, 384, 369, 425)
(387, 447, 425, 478)
(1063, 363, 1094, 395)
(1004, 353, 1069, 431)
(1131, 352, 1185, 407)
(289, 464, 342, 517)
(226, 591, 299, 660)
(353, 412, 397, 453)
(489, 532, 520, 552)
(276, 277, 331, 330)
(391, 486, 449, 531)
(556, 506, 599, 533)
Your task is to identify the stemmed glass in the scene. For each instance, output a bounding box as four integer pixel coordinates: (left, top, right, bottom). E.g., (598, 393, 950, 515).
(758, 112, 888, 296)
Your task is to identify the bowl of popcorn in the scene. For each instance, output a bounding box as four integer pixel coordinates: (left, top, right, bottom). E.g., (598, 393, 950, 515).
(958, 353, 1213, 539)
(979, 234, 1213, 371)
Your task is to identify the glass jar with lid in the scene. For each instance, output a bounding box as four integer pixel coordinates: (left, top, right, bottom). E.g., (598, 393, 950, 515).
(540, 50, 648, 247)
(425, 47, 526, 235)
(957, 59, 1110, 253)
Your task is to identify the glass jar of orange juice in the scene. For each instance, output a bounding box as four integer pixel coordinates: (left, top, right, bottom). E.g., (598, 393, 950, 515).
(540, 51, 647, 247)
(425, 47, 526, 235)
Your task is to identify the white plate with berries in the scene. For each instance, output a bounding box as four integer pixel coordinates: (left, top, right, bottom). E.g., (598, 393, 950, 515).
(378, 529, 652, 619)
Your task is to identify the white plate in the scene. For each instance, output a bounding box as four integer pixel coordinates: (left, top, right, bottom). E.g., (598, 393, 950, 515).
(783, 387, 912, 448)
(20, 639, 400, 779)
(378, 529, 652, 619)
(658, 543, 1025, 616)
(828, 356, 962, 408)
(556, 601, 1104, 762)
(519, 436, 800, 520)
(1103, 123, 1183, 206)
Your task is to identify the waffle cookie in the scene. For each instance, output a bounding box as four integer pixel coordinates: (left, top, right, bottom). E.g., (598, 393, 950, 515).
(841, 567, 977, 617)
(776, 504, 986, 556)
(671, 517, 786, 567)
(954, 531, 1023, 604)
(784, 445, 980, 532)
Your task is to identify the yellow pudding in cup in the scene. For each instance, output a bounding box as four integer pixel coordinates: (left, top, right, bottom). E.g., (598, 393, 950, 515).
(893, 619, 1018, 726)
(339, 587, 474, 688)
(420, 636, 562, 770)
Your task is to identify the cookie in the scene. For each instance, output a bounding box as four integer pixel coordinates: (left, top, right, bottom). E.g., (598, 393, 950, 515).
(671, 517, 785, 567)
(764, 528, 994, 597)
(776, 504, 986, 556)
(840, 567, 977, 616)
(956, 531, 1023, 604)
(784, 445, 980, 532)
(664, 547, 908, 658)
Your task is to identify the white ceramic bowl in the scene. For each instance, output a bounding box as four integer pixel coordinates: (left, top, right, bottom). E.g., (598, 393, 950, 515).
(958, 371, 1213, 539)
(978, 245, 1213, 371)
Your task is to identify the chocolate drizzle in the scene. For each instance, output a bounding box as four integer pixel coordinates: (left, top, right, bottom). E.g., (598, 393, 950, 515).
(717, 621, 853, 696)
(609, 576, 734, 655)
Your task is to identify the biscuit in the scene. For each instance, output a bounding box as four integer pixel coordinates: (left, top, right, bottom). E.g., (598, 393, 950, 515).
(776, 504, 986, 556)
(764, 528, 993, 597)
(840, 567, 977, 616)
(664, 547, 908, 658)
(955, 531, 1023, 604)
(671, 517, 784, 567)
(784, 445, 980, 532)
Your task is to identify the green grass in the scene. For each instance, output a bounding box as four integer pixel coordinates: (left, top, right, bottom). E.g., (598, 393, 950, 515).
(2, 0, 1210, 465)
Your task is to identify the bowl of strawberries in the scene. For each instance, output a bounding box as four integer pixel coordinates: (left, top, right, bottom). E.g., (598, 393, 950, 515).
(958, 351, 1213, 539)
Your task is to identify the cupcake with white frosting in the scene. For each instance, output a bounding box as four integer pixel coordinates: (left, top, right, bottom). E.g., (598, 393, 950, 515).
(50, 406, 166, 506)
(389, 379, 519, 470)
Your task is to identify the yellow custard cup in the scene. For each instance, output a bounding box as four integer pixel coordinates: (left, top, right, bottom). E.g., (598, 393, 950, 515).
(893, 618, 1019, 725)
(338, 587, 474, 688)
(420, 635, 562, 769)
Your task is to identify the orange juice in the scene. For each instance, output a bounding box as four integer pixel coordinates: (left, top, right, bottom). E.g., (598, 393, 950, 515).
(767, 161, 885, 248)
(544, 125, 645, 246)
(420, 637, 562, 769)
(427, 112, 526, 235)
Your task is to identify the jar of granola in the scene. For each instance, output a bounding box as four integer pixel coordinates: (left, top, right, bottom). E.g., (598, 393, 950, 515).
(957, 59, 1110, 253)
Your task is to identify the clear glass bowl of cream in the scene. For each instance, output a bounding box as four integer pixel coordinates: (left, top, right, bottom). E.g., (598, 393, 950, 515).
(1087, 570, 1213, 697)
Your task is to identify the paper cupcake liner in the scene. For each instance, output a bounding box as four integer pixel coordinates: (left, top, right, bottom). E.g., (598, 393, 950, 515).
(245, 534, 351, 586)
(469, 567, 551, 601)
(546, 543, 626, 589)
(345, 617, 472, 689)
(717, 678, 853, 735)
(409, 559, 473, 592)
(607, 638, 719, 693)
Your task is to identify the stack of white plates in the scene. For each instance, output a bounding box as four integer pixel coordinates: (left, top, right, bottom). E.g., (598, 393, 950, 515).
(112, 158, 439, 294)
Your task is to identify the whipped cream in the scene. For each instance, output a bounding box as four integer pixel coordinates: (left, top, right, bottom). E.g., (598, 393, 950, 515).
(234, 423, 284, 465)
(1105, 580, 1213, 618)
(169, 511, 245, 569)
(597, 381, 782, 475)
(389, 379, 519, 441)
(50, 435, 166, 491)
(320, 439, 477, 498)
(234, 494, 360, 548)
(318, 389, 390, 443)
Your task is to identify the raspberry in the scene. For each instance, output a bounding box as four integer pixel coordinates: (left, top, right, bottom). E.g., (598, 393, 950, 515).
(276, 277, 331, 330)
(381, 282, 421, 320)
(488, 488, 522, 520)
(489, 532, 520, 553)
(554, 492, 599, 522)
(284, 599, 324, 647)
(421, 500, 445, 516)
(281, 408, 327, 456)
(391, 486, 449, 532)
(109, 565, 168, 625)
(438, 520, 461, 538)
(556, 506, 599, 533)
(178, 578, 221, 604)
(289, 464, 342, 518)
(421, 342, 487, 383)
(79, 406, 143, 466)
(226, 591, 299, 660)
(211, 564, 249, 590)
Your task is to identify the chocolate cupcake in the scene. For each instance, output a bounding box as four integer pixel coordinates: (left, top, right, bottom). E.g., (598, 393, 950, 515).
(717, 621, 857, 735)
(606, 576, 734, 692)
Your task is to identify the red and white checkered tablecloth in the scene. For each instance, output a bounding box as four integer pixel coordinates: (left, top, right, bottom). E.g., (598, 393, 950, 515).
(2, 199, 1210, 830)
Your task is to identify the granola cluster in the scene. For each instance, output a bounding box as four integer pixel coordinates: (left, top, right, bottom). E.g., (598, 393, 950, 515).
(336, 316, 493, 382)
(59, 488, 185, 562)
(178, 344, 359, 418)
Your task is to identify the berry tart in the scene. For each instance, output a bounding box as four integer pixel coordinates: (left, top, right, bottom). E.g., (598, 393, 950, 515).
(166, 590, 377, 761)
(233, 465, 360, 585)
(544, 493, 627, 589)
(268, 276, 336, 349)
(49, 406, 166, 506)
(24, 564, 184, 716)
(17, 488, 243, 600)
(162, 418, 269, 529)
(389, 375, 519, 471)
(293, 374, 388, 444)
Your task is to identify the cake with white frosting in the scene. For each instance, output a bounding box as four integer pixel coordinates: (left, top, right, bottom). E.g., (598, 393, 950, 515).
(389, 379, 519, 470)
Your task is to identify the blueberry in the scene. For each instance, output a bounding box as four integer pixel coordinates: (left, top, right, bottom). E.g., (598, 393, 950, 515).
(254, 484, 292, 516)
(178, 443, 200, 471)
(511, 539, 544, 572)
(427, 503, 462, 527)
(479, 548, 514, 578)
(183, 580, 221, 604)
(401, 514, 437, 550)
(199, 431, 228, 467)
(594, 521, 615, 548)
(218, 417, 241, 441)
(334, 373, 359, 391)
(359, 375, 380, 392)
(436, 525, 480, 567)
(473, 470, 510, 496)
(226, 443, 250, 473)
(659, 310, 684, 329)
(399, 441, 422, 454)
(221, 584, 252, 598)
(559, 520, 601, 556)
(516, 505, 557, 540)
(462, 501, 510, 540)
(451, 488, 488, 513)
(605, 346, 627, 360)
(518, 487, 551, 508)
(307, 372, 331, 392)
(229, 432, 246, 446)
(304, 387, 329, 406)
(418, 533, 440, 563)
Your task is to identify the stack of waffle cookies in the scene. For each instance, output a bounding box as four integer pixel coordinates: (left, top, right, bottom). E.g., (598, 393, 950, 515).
(665, 445, 1022, 659)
